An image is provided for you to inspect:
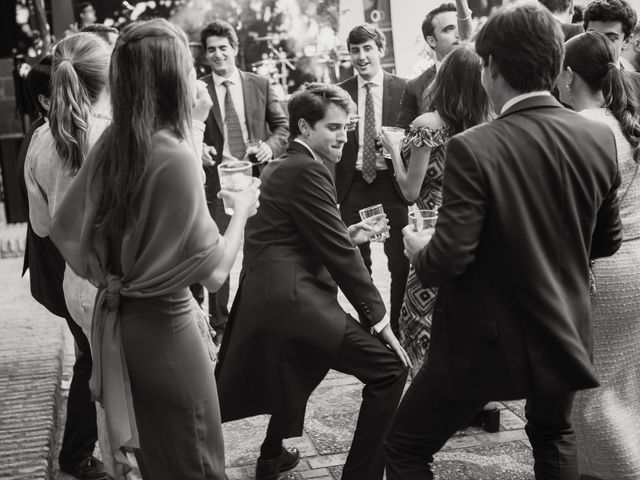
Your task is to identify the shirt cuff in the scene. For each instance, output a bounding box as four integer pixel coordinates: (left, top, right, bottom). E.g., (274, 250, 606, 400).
(372, 315, 390, 333)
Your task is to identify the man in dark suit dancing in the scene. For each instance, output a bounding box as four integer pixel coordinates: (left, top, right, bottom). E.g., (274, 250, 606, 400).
(198, 19, 289, 342)
(216, 83, 409, 480)
(396, 0, 474, 130)
(337, 24, 408, 337)
(384, 4, 622, 479)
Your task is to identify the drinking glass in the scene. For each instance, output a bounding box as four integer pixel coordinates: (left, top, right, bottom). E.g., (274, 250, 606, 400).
(359, 204, 390, 242)
(408, 209, 438, 232)
(380, 126, 406, 159)
(217, 160, 253, 215)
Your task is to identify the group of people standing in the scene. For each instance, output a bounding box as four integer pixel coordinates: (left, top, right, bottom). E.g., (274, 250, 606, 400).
(14, 0, 640, 479)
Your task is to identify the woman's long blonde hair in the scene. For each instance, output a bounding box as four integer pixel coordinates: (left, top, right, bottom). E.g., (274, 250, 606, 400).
(49, 33, 110, 175)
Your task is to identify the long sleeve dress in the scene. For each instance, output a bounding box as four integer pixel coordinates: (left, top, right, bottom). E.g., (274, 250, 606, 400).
(50, 128, 225, 480)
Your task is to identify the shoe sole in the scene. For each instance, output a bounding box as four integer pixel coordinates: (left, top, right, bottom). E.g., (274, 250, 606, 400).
(255, 454, 300, 480)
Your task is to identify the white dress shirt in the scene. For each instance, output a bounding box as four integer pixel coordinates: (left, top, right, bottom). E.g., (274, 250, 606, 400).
(212, 68, 249, 158)
(356, 70, 387, 171)
(500, 91, 552, 115)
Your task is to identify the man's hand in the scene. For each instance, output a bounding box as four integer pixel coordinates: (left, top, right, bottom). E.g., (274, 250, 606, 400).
(379, 323, 412, 368)
(347, 217, 389, 245)
(202, 144, 217, 167)
(402, 225, 434, 264)
(253, 141, 273, 164)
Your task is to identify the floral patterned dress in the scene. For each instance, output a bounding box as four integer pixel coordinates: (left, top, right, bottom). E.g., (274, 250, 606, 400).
(398, 125, 451, 377)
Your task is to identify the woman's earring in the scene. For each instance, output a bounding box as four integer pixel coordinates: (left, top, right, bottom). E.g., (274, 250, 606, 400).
(566, 83, 573, 105)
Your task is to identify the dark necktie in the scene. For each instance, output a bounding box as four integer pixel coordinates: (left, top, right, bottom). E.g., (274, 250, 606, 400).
(223, 80, 246, 160)
(362, 82, 377, 184)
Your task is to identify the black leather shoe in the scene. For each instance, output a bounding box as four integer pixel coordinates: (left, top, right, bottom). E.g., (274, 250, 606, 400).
(59, 456, 108, 480)
(468, 404, 501, 433)
(255, 447, 300, 480)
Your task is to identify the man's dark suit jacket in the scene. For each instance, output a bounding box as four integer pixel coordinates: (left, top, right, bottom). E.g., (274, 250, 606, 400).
(16, 117, 69, 318)
(216, 141, 386, 435)
(396, 65, 436, 130)
(201, 70, 289, 203)
(414, 95, 622, 402)
(336, 72, 407, 204)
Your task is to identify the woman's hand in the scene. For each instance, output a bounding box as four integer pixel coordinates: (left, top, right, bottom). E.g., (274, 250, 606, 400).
(379, 323, 412, 368)
(217, 178, 261, 218)
(347, 217, 389, 245)
(192, 80, 213, 123)
(379, 128, 404, 156)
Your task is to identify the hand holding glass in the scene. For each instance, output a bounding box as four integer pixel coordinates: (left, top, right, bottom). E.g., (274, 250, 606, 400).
(217, 161, 253, 215)
(379, 126, 405, 159)
(409, 209, 438, 232)
(359, 204, 390, 242)
(246, 139, 263, 163)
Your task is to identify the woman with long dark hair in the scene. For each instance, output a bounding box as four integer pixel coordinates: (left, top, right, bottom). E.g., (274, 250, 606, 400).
(558, 30, 640, 479)
(50, 19, 259, 479)
(381, 44, 491, 376)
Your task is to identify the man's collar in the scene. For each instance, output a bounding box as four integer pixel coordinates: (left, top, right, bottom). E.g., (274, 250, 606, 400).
(212, 68, 240, 87)
(293, 138, 319, 161)
(357, 69, 384, 89)
(500, 91, 552, 115)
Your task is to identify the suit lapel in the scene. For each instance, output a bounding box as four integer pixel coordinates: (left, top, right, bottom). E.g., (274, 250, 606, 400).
(343, 76, 359, 145)
(240, 71, 257, 139)
(205, 75, 224, 137)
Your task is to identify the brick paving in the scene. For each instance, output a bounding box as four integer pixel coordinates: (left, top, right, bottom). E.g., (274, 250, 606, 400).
(0, 209, 535, 480)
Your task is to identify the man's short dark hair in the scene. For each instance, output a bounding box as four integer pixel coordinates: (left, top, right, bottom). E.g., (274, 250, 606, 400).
(539, 0, 572, 14)
(288, 83, 354, 138)
(475, 3, 564, 92)
(583, 0, 638, 39)
(200, 19, 239, 50)
(422, 3, 457, 39)
(347, 24, 386, 50)
(81, 24, 118, 44)
(26, 55, 52, 118)
(75, 2, 93, 20)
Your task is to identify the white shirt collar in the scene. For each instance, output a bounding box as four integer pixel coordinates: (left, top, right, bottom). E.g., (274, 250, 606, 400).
(500, 91, 552, 115)
(293, 138, 319, 161)
(213, 68, 241, 87)
(435, 58, 443, 72)
(356, 69, 384, 89)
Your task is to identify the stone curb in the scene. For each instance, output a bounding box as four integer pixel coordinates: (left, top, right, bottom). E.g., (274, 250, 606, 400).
(0, 256, 67, 480)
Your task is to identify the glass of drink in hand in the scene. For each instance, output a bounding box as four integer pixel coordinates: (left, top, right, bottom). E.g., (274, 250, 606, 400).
(217, 160, 253, 215)
(409, 209, 438, 232)
(359, 204, 390, 242)
(246, 139, 262, 164)
(379, 126, 406, 159)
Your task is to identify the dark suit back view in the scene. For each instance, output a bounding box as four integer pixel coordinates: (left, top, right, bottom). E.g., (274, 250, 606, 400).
(386, 95, 622, 480)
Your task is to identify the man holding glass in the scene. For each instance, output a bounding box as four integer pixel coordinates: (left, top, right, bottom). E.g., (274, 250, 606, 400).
(216, 83, 409, 480)
(386, 4, 623, 479)
(337, 24, 409, 338)
(198, 19, 289, 343)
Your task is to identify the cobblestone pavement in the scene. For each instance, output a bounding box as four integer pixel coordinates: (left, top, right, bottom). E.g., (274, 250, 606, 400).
(0, 213, 534, 480)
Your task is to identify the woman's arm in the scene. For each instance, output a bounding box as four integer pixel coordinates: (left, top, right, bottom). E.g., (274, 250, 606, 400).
(380, 131, 432, 203)
(456, 0, 474, 41)
(201, 179, 260, 292)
